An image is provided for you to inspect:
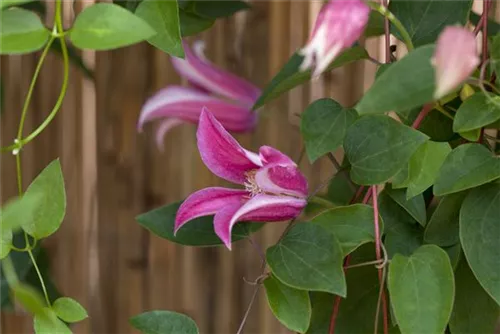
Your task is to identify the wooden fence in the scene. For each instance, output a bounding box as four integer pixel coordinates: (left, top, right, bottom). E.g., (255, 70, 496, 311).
(1, 1, 497, 333)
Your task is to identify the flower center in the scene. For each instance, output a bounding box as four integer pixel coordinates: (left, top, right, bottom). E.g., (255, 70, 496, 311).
(244, 171, 262, 197)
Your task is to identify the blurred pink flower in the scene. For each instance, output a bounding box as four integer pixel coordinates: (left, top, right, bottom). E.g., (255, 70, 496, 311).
(432, 26, 479, 99)
(138, 41, 260, 150)
(175, 109, 308, 249)
(299, 0, 370, 77)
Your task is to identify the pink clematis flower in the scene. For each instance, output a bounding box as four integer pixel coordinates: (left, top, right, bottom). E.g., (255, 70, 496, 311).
(175, 109, 308, 250)
(138, 41, 261, 150)
(432, 26, 479, 99)
(299, 0, 370, 78)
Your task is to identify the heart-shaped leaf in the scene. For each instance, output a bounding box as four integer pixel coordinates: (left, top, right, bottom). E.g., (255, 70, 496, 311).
(264, 274, 311, 333)
(136, 202, 262, 247)
(52, 297, 88, 323)
(69, 3, 156, 50)
(135, 0, 183, 57)
(130, 310, 199, 334)
(356, 45, 435, 115)
(460, 182, 500, 305)
(453, 92, 500, 132)
(405, 141, 452, 199)
(301, 98, 358, 163)
(267, 223, 346, 296)
(23, 159, 66, 239)
(389, 0, 472, 47)
(0, 8, 49, 54)
(389, 245, 455, 334)
(424, 192, 467, 247)
(433, 144, 500, 196)
(344, 115, 429, 185)
(311, 204, 379, 256)
(385, 185, 427, 226)
(449, 259, 500, 333)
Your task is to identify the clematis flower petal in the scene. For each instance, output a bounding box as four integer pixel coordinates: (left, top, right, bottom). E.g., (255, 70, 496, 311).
(300, 0, 370, 78)
(171, 41, 261, 107)
(138, 86, 257, 132)
(215, 194, 306, 249)
(155, 118, 184, 151)
(254, 165, 308, 198)
(259, 146, 296, 165)
(174, 187, 247, 234)
(432, 26, 479, 99)
(197, 109, 262, 184)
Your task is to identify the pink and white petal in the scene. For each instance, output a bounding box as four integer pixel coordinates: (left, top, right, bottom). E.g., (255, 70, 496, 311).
(213, 202, 245, 250)
(174, 187, 247, 234)
(197, 109, 262, 184)
(155, 118, 185, 151)
(171, 41, 261, 107)
(231, 194, 306, 227)
(259, 146, 296, 165)
(138, 86, 256, 132)
(254, 165, 308, 198)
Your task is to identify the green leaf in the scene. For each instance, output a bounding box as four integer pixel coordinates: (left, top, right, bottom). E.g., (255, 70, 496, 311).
(392, 165, 411, 189)
(490, 34, 500, 79)
(307, 245, 390, 334)
(135, 0, 184, 57)
(364, 10, 385, 37)
(136, 202, 262, 247)
(388, 245, 455, 334)
(52, 297, 88, 323)
(459, 129, 480, 142)
(433, 143, 500, 196)
(0, 8, 49, 54)
(344, 115, 429, 185)
(453, 92, 500, 132)
(385, 185, 427, 226)
(311, 204, 380, 256)
(13, 284, 46, 315)
(301, 98, 358, 163)
(266, 223, 346, 296)
(443, 243, 462, 271)
(130, 310, 199, 334)
(398, 107, 455, 142)
(34, 308, 71, 334)
(405, 141, 452, 199)
(424, 192, 467, 247)
(378, 192, 423, 258)
(253, 46, 369, 109)
(389, 0, 472, 47)
(69, 3, 156, 50)
(263, 274, 311, 333)
(0, 229, 12, 259)
(23, 159, 66, 239)
(449, 259, 500, 334)
(192, 0, 249, 19)
(0, 0, 35, 9)
(356, 45, 435, 115)
(0, 192, 43, 232)
(470, 12, 500, 36)
(460, 182, 500, 305)
(326, 170, 358, 206)
(179, 10, 214, 36)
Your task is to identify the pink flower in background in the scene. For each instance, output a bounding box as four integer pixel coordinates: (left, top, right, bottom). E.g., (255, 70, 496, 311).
(299, 0, 370, 77)
(432, 26, 479, 99)
(175, 109, 308, 249)
(138, 41, 261, 150)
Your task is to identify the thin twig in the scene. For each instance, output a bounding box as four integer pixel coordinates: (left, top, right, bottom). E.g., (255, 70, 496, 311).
(374, 264, 388, 334)
(327, 153, 357, 192)
(411, 104, 432, 129)
(329, 256, 350, 334)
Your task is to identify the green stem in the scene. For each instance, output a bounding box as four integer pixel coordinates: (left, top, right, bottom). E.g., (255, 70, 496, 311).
(367, 1, 414, 52)
(21, 34, 69, 146)
(309, 196, 335, 208)
(16, 37, 55, 140)
(27, 247, 50, 306)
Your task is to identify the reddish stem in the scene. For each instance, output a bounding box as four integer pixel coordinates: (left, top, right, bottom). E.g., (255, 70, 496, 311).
(372, 186, 389, 334)
(350, 186, 366, 204)
(328, 256, 351, 334)
(411, 104, 432, 129)
(473, 0, 492, 35)
(382, 0, 390, 63)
